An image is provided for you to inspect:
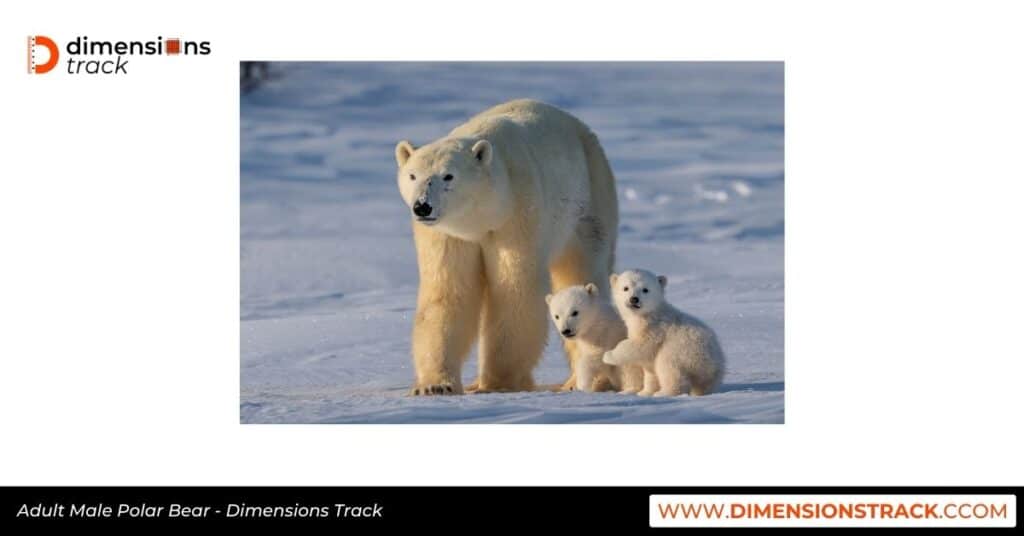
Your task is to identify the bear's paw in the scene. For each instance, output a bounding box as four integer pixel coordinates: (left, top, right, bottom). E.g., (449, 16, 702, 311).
(409, 383, 461, 396)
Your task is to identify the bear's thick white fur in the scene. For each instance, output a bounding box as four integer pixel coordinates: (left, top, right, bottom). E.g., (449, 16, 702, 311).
(602, 269, 725, 396)
(395, 100, 619, 395)
(545, 284, 644, 393)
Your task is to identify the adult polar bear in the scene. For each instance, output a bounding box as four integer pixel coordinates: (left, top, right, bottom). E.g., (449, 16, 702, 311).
(394, 99, 619, 395)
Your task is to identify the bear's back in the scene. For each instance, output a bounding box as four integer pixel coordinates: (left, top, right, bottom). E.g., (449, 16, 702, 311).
(449, 99, 584, 140)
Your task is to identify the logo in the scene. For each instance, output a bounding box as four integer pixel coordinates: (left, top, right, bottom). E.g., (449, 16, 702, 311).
(26, 35, 211, 75)
(27, 36, 59, 74)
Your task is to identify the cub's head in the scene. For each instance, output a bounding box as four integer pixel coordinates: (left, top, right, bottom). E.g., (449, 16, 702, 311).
(545, 283, 602, 339)
(394, 137, 510, 241)
(609, 269, 667, 316)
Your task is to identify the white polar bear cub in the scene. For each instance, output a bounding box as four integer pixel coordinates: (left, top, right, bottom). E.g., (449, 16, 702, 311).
(545, 284, 643, 393)
(602, 269, 725, 396)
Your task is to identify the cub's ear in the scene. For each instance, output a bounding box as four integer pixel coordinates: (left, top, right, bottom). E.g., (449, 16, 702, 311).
(584, 283, 599, 296)
(471, 139, 492, 166)
(609, 273, 618, 286)
(545, 293, 553, 305)
(657, 275, 668, 289)
(395, 140, 416, 167)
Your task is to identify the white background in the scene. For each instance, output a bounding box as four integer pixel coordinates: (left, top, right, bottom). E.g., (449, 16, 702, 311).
(1, 1, 1022, 485)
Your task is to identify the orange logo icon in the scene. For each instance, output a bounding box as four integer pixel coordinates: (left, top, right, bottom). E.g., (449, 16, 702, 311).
(28, 35, 59, 74)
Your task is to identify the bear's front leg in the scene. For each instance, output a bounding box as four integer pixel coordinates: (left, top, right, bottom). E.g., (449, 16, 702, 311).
(637, 366, 660, 397)
(602, 339, 646, 367)
(475, 254, 549, 392)
(409, 225, 484, 396)
(618, 364, 644, 394)
(653, 354, 683, 397)
(573, 356, 600, 393)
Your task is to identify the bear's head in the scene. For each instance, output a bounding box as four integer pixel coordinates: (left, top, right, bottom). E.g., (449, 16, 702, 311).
(545, 283, 603, 340)
(395, 137, 511, 241)
(609, 269, 668, 316)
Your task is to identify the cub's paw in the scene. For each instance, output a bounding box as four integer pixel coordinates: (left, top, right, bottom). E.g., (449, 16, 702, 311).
(637, 390, 656, 397)
(619, 389, 640, 395)
(464, 380, 498, 394)
(409, 383, 461, 396)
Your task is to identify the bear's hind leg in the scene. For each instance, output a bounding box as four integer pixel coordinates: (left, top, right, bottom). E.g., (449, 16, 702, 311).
(686, 370, 718, 397)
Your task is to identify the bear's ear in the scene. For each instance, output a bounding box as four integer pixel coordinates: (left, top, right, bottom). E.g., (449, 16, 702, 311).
(395, 140, 416, 167)
(471, 139, 493, 166)
(657, 275, 668, 289)
(584, 283, 599, 296)
(545, 293, 553, 305)
(609, 273, 618, 286)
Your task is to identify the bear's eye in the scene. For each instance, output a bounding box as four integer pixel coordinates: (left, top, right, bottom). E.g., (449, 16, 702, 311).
(554, 315, 559, 320)
(642, 288, 649, 293)
(443, 174, 454, 182)
(409, 174, 416, 181)
(571, 311, 578, 317)
(623, 286, 629, 292)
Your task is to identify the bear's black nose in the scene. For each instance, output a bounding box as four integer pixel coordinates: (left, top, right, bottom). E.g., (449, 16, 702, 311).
(412, 200, 433, 218)
(629, 296, 640, 305)
(561, 328, 572, 336)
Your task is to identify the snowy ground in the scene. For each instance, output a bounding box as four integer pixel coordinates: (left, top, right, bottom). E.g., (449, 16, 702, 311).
(240, 63, 783, 424)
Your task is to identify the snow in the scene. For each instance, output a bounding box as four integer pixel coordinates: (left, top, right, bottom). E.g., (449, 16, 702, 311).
(241, 62, 784, 423)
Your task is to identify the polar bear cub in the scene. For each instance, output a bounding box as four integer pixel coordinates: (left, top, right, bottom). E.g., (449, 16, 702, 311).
(546, 284, 644, 393)
(602, 269, 725, 396)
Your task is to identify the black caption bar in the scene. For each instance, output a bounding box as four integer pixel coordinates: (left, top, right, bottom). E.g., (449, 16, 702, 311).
(1, 487, 1019, 530)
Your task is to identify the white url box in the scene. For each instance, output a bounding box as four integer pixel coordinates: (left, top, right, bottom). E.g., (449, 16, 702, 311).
(650, 494, 1016, 528)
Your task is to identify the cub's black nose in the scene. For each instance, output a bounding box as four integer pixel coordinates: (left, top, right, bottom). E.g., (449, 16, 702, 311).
(561, 329, 573, 336)
(629, 296, 640, 305)
(412, 200, 433, 217)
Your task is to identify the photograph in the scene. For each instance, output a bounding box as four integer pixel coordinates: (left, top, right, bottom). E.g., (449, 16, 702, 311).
(6, 2, 1022, 530)
(240, 62, 784, 423)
